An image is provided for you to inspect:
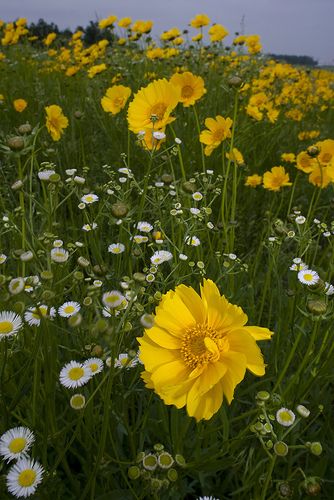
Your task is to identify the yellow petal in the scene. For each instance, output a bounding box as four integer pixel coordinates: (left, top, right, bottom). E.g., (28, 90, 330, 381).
(243, 326, 273, 341)
(228, 330, 266, 376)
(151, 360, 191, 389)
(137, 334, 180, 370)
(145, 326, 181, 349)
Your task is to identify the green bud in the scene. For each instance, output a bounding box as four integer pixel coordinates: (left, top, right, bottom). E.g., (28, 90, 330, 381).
(274, 441, 289, 457)
(128, 466, 140, 480)
(41, 270, 54, 281)
(167, 468, 178, 482)
(175, 454, 186, 467)
(310, 442, 322, 456)
(133, 272, 146, 282)
(256, 391, 270, 401)
(83, 297, 92, 306)
(74, 271, 84, 280)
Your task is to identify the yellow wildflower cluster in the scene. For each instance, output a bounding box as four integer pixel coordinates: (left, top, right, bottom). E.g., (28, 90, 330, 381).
(1, 18, 28, 45)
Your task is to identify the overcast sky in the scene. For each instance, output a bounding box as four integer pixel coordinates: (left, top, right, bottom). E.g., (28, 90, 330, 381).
(2, 0, 333, 64)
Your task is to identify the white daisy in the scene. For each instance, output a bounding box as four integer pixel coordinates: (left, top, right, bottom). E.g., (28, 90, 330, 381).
(192, 192, 203, 201)
(0, 311, 22, 340)
(83, 358, 104, 376)
(102, 290, 125, 309)
(65, 169, 77, 176)
(6, 457, 44, 498)
(276, 408, 296, 427)
(108, 243, 125, 254)
(179, 253, 188, 261)
(295, 215, 306, 224)
(38, 169, 55, 181)
(152, 131, 166, 140)
(20, 251, 33, 262)
(0, 253, 7, 264)
(58, 301, 81, 318)
(51, 247, 69, 263)
(81, 193, 99, 204)
(150, 250, 173, 266)
(82, 223, 98, 232)
(74, 176, 85, 185)
(190, 207, 200, 215)
(0, 427, 35, 463)
(324, 282, 334, 296)
(53, 239, 63, 247)
(185, 235, 201, 247)
(8, 277, 25, 295)
(118, 167, 132, 177)
(297, 269, 319, 286)
(24, 305, 56, 327)
(59, 361, 92, 389)
(140, 314, 155, 328)
(114, 353, 139, 369)
(137, 221, 153, 233)
(133, 235, 148, 244)
(289, 261, 307, 271)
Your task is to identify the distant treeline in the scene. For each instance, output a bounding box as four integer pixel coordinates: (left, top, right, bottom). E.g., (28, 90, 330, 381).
(27, 19, 319, 66)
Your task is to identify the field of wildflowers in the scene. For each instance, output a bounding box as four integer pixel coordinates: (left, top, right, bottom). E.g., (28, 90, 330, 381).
(0, 12, 334, 499)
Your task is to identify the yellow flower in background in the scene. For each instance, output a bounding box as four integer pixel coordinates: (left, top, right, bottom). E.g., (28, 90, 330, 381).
(192, 33, 203, 42)
(101, 85, 131, 115)
(138, 279, 272, 421)
(127, 78, 180, 133)
(99, 15, 117, 29)
(131, 20, 153, 34)
(45, 105, 69, 141)
(308, 164, 332, 188)
(170, 71, 206, 107)
(281, 153, 296, 163)
(199, 115, 233, 156)
(118, 17, 132, 28)
(226, 148, 244, 166)
(13, 99, 27, 112)
(208, 24, 229, 42)
(190, 14, 211, 29)
(263, 166, 292, 191)
(296, 151, 317, 173)
(44, 33, 57, 47)
(245, 174, 262, 187)
(87, 63, 107, 78)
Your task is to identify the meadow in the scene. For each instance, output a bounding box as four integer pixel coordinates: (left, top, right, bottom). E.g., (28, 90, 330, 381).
(0, 13, 334, 499)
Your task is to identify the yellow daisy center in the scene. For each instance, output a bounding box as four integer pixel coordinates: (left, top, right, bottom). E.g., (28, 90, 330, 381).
(181, 85, 194, 98)
(0, 321, 13, 334)
(32, 307, 47, 320)
(279, 411, 293, 422)
(68, 367, 84, 380)
(303, 273, 313, 281)
(71, 395, 84, 407)
(18, 469, 37, 488)
(150, 102, 167, 120)
(181, 324, 228, 369)
(9, 437, 26, 454)
(212, 128, 226, 142)
(113, 97, 125, 107)
(90, 363, 98, 372)
(64, 305, 75, 314)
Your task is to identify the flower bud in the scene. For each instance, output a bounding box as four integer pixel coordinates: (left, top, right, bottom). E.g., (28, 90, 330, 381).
(111, 202, 129, 218)
(310, 442, 322, 456)
(128, 466, 140, 480)
(307, 299, 327, 315)
(77, 256, 90, 268)
(18, 123, 32, 134)
(307, 146, 320, 157)
(11, 180, 23, 191)
(7, 136, 25, 150)
(167, 468, 178, 482)
(274, 441, 289, 457)
(228, 76, 243, 87)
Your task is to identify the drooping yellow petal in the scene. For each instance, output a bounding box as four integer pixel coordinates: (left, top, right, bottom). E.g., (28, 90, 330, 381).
(145, 326, 182, 349)
(243, 326, 273, 341)
(151, 360, 191, 389)
(227, 330, 266, 376)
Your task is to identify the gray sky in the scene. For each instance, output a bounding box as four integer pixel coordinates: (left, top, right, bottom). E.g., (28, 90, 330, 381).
(2, 0, 333, 64)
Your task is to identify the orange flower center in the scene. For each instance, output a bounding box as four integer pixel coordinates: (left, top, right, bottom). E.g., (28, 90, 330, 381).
(181, 324, 228, 369)
(321, 152, 331, 163)
(114, 97, 125, 107)
(181, 85, 194, 98)
(150, 102, 167, 120)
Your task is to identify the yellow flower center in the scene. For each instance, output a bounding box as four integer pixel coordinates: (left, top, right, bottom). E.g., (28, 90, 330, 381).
(181, 324, 229, 369)
(212, 128, 225, 142)
(279, 411, 293, 422)
(9, 437, 26, 454)
(32, 307, 47, 320)
(64, 305, 75, 314)
(113, 97, 125, 107)
(68, 367, 84, 380)
(303, 273, 313, 281)
(150, 102, 167, 120)
(90, 363, 98, 372)
(0, 321, 13, 334)
(181, 85, 194, 98)
(18, 469, 37, 487)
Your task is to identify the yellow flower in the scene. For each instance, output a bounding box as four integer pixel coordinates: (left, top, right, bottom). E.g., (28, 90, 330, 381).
(87, 63, 107, 78)
(118, 17, 132, 28)
(192, 33, 203, 42)
(190, 14, 211, 29)
(199, 115, 233, 156)
(13, 99, 27, 112)
(132, 20, 153, 34)
(208, 24, 229, 42)
(127, 78, 180, 133)
(170, 72, 206, 107)
(138, 279, 272, 421)
(44, 32, 57, 46)
(281, 153, 296, 163)
(308, 164, 333, 188)
(315, 139, 334, 166)
(296, 151, 317, 173)
(45, 105, 69, 141)
(226, 148, 244, 166)
(263, 166, 292, 191)
(101, 85, 131, 115)
(245, 174, 262, 187)
(99, 15, 117, 29)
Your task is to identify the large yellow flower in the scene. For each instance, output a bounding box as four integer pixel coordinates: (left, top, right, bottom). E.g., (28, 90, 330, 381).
(101, 85, 131, 115)
(263, 166, 292, 191)
(127, 79, 180, 133)
(208, 24, 229, 42)
(170, 72, 206, 107)
(199, 115, 233, 156)
(138, 279, 272, 421)
(45, 105, 69, 141)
